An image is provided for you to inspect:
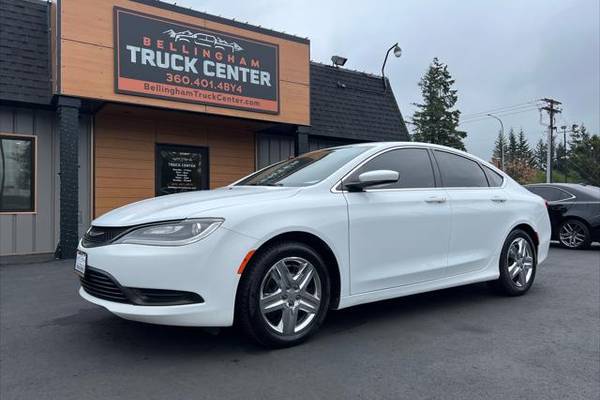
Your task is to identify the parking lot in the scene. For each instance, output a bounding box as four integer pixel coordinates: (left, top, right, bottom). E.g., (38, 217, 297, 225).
(1, 246, 598, 400)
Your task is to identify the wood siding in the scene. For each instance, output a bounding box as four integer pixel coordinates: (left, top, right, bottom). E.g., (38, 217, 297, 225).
(56, 0, 310, 125)
(94, 105, 257, 217)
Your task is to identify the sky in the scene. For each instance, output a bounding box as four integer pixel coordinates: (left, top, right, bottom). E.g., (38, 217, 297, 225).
(179, 0, 599, 160)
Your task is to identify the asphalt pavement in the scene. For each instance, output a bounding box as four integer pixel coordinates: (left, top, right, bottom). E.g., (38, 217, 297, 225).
(1, 246, 599, 400)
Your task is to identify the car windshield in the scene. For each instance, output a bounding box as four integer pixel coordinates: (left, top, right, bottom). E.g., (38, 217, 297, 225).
(236, 146, 371, 187)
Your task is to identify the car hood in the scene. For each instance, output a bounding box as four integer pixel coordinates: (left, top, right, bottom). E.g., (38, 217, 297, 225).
(92, 186, 301, 227)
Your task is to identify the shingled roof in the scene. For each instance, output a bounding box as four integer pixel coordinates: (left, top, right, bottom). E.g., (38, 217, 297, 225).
(0, 0, 51, 105)
(310, 62, 409, 142)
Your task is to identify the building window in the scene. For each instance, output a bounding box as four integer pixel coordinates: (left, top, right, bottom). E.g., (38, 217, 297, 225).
(0, 134, 36, 212)
(155, 144, 209, 196)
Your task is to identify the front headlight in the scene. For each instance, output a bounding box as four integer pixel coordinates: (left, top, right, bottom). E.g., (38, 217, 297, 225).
(114, 218, 224, 246)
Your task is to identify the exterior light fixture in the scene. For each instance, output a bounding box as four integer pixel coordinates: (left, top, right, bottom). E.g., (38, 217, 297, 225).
(382, 42, 401, 91)
(331, 55, 347, 67)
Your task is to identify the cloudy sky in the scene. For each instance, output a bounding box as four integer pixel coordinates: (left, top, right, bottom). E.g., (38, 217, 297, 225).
(181, 0, 599, 159)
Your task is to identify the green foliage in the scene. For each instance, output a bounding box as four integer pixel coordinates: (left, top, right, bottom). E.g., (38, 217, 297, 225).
(533, 139, 547, 171)
(568, 124, 600, 186)
(492, 131, 507, 164)
(411, 57, 467, 150)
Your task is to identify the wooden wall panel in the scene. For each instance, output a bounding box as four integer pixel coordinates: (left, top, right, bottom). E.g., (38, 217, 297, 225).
(58, 0, 310, 125)
(94, 105, 257, 217)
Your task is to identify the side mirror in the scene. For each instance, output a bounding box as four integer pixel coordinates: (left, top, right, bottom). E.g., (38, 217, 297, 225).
(344, 170, 399, 192)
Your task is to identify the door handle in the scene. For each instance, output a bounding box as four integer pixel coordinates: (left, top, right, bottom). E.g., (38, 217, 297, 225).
(425, 196, 447, 203)
(491, 196, 507, 202)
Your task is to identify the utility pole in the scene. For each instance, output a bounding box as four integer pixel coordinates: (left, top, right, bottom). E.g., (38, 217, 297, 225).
(540, 98, 561, 183)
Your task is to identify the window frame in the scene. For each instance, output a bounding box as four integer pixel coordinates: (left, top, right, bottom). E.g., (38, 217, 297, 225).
(527, 185, 575, 203)
(0, 133, 37, 214)
(334, 145, 443, 192)
(431, 149, 501, 190)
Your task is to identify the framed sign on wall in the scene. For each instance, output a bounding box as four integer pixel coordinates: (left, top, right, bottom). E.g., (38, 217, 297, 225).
(114, 7, 280, 114)
(155, 144, 209, 196)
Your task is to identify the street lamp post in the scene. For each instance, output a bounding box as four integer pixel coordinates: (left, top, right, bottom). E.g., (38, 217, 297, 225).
(381, 43, 402, 91)
(487, 113, 505, 170)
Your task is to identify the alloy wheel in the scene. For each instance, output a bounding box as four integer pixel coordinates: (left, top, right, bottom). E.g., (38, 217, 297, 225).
(559, 222, 587, 248)
(259, 257, 322, 336)
(506, 237, 534, 288)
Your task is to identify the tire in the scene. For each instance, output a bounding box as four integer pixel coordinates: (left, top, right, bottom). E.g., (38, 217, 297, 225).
(490, 229, 537, 296)
(236, 241, 331, 348)
(558, 219, 591, 250)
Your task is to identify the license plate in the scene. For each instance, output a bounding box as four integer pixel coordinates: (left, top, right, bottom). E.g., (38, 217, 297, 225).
(75, 251, 87, 276)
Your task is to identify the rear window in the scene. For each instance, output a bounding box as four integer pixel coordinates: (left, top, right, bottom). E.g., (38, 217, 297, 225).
(484, 166, 504, 187)
(527, 186, 573, 201)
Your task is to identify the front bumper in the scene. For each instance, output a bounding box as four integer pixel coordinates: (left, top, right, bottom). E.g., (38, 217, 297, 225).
(77, 227, 256, 327)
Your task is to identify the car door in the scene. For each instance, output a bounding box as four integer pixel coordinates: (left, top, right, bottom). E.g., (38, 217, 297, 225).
(343, 147, 452, 294)
(432, 150, 511, 276)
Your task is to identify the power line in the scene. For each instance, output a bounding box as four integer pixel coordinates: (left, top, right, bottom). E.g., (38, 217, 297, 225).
(459, 106, 540, 125)
(461, 100, 540, 119)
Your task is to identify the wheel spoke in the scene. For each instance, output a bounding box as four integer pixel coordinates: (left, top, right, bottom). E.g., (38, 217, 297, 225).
(281, 307, 298, 335)
(298, 292, 320, 314)
(508, 262, 520, 279)
(272, 261, 293, 290)
(518, 268, 527, 286)
(260, 291, 285, 313)
(517, 239, 525, 257)
(296, 264, 315, 291)
(523, 256, 533, 268)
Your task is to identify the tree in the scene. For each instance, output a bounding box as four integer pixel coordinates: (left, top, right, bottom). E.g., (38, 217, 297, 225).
(492, 131, 507, 169)
(569, 124, 600, 186)
(534, 139, 547, 171)
(504, 159, 537, 184)
(506, 128, 518, 163)
(516, 129, 533, 166)
(554, 142, 567, 173)
(411, 57, 467, 150)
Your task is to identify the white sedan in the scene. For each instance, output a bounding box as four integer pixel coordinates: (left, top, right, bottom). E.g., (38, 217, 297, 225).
(76, 142, 551, 347)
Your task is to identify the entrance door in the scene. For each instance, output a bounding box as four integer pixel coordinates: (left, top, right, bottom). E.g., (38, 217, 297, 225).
(155, 144, 209, 196)
(343, 147, 451, 294)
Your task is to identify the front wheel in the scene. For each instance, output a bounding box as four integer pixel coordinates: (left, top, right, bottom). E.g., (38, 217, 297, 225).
(558, 219, 591, 249)
(236, 242, 330, 348)
(491, 229, 537, 296)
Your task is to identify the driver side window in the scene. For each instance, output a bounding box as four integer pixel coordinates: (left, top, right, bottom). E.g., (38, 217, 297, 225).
(348, 148, 436, 189)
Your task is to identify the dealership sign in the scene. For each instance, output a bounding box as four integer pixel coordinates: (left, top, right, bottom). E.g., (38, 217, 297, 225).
(114, 8, 279, 114)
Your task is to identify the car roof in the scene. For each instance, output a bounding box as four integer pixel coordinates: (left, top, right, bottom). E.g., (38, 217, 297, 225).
(332, 141, 498, 168)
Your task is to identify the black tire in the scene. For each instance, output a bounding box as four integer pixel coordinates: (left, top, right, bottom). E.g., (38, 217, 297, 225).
(236, 241, 330, 348)
(557, 219, 591, 250)
(490, 229, 537, 296)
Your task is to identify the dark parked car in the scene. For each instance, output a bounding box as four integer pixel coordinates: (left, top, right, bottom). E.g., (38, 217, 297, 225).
(525, 183, 600, 249)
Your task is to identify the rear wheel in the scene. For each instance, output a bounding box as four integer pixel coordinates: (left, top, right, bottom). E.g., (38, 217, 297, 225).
(558, 219, 591, 249)
(491, 229, 536, 296)
(237, 242, 330, 348)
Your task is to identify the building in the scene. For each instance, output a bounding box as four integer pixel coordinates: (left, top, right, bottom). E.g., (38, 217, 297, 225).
(0, 0, 409, 262)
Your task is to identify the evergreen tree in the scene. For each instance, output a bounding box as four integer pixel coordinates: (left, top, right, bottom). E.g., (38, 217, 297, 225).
(534, 139, 547, 171)
(569, 124, 600, 185)
(492, 131, 507, 169)
(554, 142, 567, 173)
(516, 129, 533, 166)
(506, 128, 518, 163)
(411, 57, 467, 150)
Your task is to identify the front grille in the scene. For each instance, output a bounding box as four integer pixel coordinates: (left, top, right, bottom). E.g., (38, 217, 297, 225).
(81, 267, 204, 306)
(82, 226, 130, 248)
(80, 267, 129, 303)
